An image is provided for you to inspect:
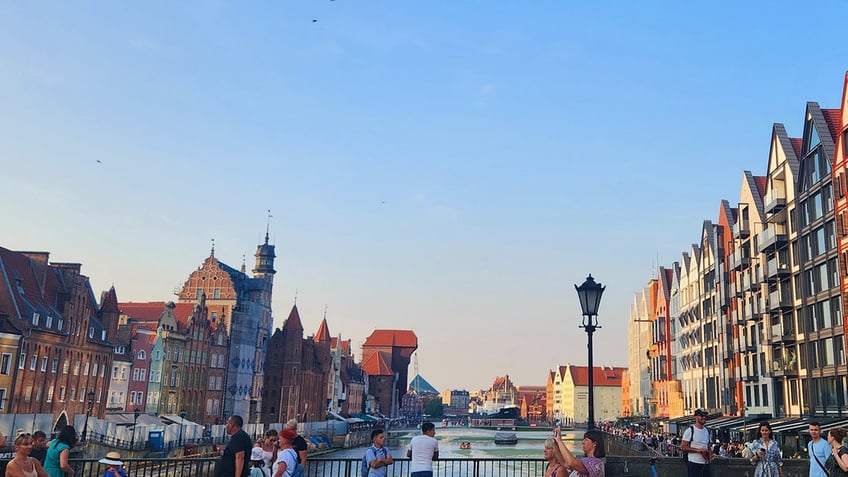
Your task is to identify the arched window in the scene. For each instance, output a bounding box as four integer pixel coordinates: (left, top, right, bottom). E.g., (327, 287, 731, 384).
(137, 350, 146, 360)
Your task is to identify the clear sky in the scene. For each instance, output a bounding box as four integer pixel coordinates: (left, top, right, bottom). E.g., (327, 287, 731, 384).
(2, 2, 847, 392)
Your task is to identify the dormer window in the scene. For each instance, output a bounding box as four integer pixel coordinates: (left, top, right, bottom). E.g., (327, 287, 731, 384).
(57, 319, 63, 331)
(46, 316, 52, 328)
(32, 313, 39, 326)
(101, 330, 106, 340)
(88, 327, 94, 339)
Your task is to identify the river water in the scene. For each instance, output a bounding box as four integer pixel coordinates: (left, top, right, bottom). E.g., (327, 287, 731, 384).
(328, 425, 585, 459)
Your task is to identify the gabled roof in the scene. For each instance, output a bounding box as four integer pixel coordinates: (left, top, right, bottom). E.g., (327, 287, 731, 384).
(821, 108, 841, 149)
(283, 304, 303, 331)
(100, 287, 120, 314)
(568, 366, 627, 387)
(361, 350, 393, 376)
(314, 318, 330, 342)
(363, 329, 418, 348)
(409, 375, 439, 395)
(120, 301, 194, 328)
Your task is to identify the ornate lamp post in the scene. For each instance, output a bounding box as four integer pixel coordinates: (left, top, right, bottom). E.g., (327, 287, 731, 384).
(179, 409, 187, 447)
(575, 274, 605, 430)
(82, 391, 95, 441)
(132, 408, 141, 449)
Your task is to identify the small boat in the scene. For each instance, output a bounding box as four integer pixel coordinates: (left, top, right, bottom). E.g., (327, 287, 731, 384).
(459, 442, 472, 450)
(493, 432, 518, 445)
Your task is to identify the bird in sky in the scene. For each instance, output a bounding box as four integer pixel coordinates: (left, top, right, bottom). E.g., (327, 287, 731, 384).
(96, 160, 102, 164)
(313, 19, 317, 23)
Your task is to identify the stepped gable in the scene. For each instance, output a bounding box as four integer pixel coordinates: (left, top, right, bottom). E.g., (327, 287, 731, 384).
(314, 318, 331, 342)
(569, 366, 628, 387)
(361, 350, 393, 376)
(283, 304, 303, 331)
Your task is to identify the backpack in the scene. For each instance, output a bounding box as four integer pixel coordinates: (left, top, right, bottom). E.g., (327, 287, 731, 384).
(681, 425, 710, 463)
(360, 445, 382, 477)
(284, 449, 304, 477)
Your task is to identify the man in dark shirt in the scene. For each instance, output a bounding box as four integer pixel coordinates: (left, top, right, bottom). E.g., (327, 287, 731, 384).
(29, 431, 47, 464)
(285, 419, 308, 465)
(216, 415, 253, 477)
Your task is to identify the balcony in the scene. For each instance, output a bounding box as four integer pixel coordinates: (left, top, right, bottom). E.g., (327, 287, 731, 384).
(729, 249, 750, 270)
(768, 289, 793, 313)
(742, 272, 760, 292)
(764, 188, 787, 214)
(771, 323, 796, 343)
(743, 299, 763, 321)
(734, 280, 745, 298)
(758, 224, 788, 253)
(733, 221, 750, 239)
(735, 341, 756, 354)
(765, 257, 791, 282)
(732, 309, 744, 324)
(771, 356, 798, 377)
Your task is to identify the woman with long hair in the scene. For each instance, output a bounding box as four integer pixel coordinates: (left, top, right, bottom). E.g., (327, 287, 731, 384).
(552, 427, 605, 477)
(543, 435, 567, 477)
(43, 426, 77, 477)
(6, 434, 48, 477)
(825, 427, 848, 476)
(750, 421, 782, 477)
(261, 429, 279, 472)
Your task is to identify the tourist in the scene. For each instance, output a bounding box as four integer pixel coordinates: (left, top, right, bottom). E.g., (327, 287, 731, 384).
(261, 429, 279, 471)
(680, 409, 712, 477)
(363, 429, 393, 477)
(97, 451, 126, 477)
(808, 422, 829, 477)
(215, 416, 253, 477)
(750, 421, 782, 477)
(543, 435, 567, 477)
(407, 422, 439, 477)
(271, 429, 299, 477)
(552, 427, 604, 477)
(29, 432, 47, 464)
(6, 433, 48, 477)
(284, 420, 308, 466)
(249, 447, 269, 477)
(43, 426, 77, 477)
(825, 427, 848, 477)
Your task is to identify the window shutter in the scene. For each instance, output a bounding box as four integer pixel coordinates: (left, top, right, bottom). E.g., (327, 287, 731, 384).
(838, 213, 845, 238)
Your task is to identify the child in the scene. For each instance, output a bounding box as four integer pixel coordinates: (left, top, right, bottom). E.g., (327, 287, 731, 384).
(98, 451, 127, 477)
(249, 446, 269, 477)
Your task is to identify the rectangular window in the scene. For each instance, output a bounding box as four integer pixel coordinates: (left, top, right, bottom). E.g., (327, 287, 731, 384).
(57, 319, 62, 331)
(46, 386, 53, 403)
(51, 358, 59, 373)
(79, 387, 85, 402)
(73, 361, 80, 375)
(23, 385, 32, 402)
(40, 357, 47, 372)
(121, 367, 127, 380)
(140, 369, 146, 381)
(113, 367, 119, 379)
(83, 362, 89, 376)
(32, 313, 39, 326)
(92, 363, 98, 376)
(69, 388, 76, 402)
(59, 386, 66, 402)
(133, 369, 140, 381)
(30, 355, 37, 371)
(0, 389, 7, 410)
(0, 354, 11, 375)
(130, 391, 136, 404)
(63, 360, 69, 374)
(35, 386, 41, 402)
(110, 392, 116, 404)
(19, 353, 25, 370)
(206, 399, 213, 415)
(137, 392, 144, 404)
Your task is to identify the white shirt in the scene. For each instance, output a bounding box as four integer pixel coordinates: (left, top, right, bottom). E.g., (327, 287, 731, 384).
(682, 426, 710, 464)
(408, 434, 439, 472)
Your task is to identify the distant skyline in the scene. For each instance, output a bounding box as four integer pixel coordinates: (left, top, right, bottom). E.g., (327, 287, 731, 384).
(2, 2, 848, 391)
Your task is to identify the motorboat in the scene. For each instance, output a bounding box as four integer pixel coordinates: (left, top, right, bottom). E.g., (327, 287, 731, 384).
(493, 432, 518, 445)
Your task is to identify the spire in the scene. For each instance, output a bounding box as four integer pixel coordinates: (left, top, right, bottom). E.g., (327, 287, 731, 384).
(315, 316, 331, 343)
(241, 253, 246, 273)
(211, 237, 215, 257)
(253, 215, 276, 277)
(283, 304, 303, 331)
(265, 209, 272, 245)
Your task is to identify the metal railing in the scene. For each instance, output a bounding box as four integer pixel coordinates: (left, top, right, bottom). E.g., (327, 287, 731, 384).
(69, 457, 550, 477)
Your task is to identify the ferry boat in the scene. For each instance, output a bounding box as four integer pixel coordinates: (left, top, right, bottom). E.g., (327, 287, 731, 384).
(493, 432, 518, 445)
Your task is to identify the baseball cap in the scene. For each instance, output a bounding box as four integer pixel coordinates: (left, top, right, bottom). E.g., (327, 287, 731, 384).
(694, 409, 708, 417)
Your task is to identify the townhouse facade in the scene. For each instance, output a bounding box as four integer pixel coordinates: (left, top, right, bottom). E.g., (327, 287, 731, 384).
(631, 72, 848, 420)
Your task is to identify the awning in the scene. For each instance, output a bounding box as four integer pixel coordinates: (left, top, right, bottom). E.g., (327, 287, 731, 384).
(327, 411, 346, 422)
(706, 417, 747, 428)
(817, 418, 848, 434)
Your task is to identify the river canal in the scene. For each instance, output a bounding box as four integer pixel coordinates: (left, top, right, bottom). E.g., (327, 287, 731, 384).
(328, 425, 585, 459)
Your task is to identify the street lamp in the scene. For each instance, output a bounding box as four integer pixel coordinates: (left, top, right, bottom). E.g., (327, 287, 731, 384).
(575, 274, 605, 430)
(132, 408, 141, 449)
(82, 391, 95, 441)
(179, 409, 187, 447)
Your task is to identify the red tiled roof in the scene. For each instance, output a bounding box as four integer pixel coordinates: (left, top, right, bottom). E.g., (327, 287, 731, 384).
(753, 176, 767, 198)
(314, 318, 330, 342)
(823, 109, 842, 142)
(790, 138, 803, 156)
(363, 329, 418, 348)
(361, 350, 393, 376)
(568, 366, 627, 387)
(119, 301, 194, 326)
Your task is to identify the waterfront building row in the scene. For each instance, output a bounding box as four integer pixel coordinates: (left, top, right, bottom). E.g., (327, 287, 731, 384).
(627, 72, 848, 421)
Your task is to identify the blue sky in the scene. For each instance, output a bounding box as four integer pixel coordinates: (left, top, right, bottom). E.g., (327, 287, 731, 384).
(1, 1, 847, 391)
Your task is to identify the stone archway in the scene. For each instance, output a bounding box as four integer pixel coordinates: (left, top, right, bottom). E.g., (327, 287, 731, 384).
(53, 412, 69, 434)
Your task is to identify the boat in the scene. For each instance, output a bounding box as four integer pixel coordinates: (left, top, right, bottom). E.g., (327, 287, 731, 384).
(459, 442, 472, 450)
(493, 432, 518, 445)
